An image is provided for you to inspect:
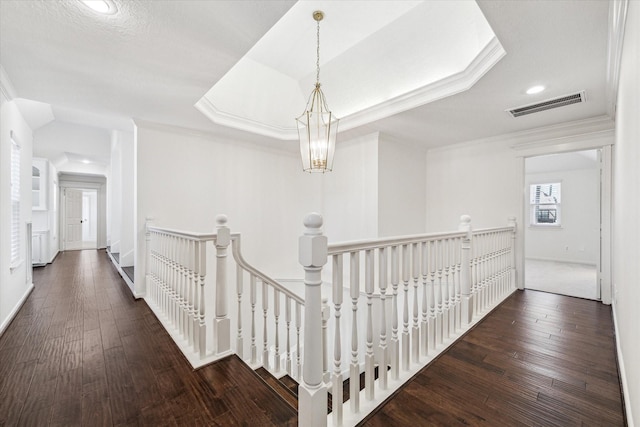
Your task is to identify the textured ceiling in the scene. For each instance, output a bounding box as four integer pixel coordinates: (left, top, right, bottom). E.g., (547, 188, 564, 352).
(0, 0, 613, 157)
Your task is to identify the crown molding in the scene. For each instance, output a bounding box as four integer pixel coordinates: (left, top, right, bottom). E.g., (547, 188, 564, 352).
(0, 64, 18, 101)
(194, 97, 298, 140)
(195, 37, 505, 141)
(340, 37, 506, 132)
(606, 0, 629, 119)
(429, 115, 615, 154)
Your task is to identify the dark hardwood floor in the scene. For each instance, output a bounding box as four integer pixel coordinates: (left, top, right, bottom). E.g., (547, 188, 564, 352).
(361, 289, 626, 426)
(0, 250, 626, 426)
(0, 250, 296, 426)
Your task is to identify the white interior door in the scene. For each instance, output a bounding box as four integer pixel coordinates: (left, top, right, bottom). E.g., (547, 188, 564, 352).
(81, 190, 98, 249)
(64, 188, 83, 250)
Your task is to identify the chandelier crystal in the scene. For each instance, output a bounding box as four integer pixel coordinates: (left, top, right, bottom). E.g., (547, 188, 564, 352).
(296, 11, 339, 173)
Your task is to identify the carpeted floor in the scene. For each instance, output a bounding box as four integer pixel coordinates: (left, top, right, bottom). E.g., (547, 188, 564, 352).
(524, 259, 598, 300)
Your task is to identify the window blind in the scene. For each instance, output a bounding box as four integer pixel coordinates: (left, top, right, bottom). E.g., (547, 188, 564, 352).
(10, 133, 21, 265)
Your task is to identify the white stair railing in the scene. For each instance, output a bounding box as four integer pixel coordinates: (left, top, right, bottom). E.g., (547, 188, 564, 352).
(299, 213, 517, 427)
(144, 212, 517, 427)
(145, 215, 304, 373)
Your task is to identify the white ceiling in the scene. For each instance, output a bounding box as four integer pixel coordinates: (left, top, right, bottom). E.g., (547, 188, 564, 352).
(198, 0, 504, 139)
(0, 0, 613, 161)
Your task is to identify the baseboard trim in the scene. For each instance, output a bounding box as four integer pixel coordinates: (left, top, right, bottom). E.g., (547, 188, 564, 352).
(106, 251, 143, 299)
(611, 299, 634, 426)
(0, 283, 35, 337)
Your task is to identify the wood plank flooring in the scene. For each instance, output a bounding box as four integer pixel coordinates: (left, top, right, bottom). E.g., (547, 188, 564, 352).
(0, 250, 626, 426)
(361, 290, 626, 426)
(0, 250, 296, 426)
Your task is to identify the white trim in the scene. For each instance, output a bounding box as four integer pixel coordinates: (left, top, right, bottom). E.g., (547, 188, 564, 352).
(429, 115, 614, 155)
(107, 250, 143, 299)
(0, 283, 34, 337)
(195, 37, 506, 140)
(606, 0, 630, 118)
(611, 299, 634, 427)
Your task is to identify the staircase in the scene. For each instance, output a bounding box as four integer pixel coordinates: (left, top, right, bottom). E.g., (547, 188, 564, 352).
(143, 213, 518, 426)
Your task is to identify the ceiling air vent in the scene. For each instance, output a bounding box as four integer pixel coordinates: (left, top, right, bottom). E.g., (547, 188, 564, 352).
(507, 91, 586, 118)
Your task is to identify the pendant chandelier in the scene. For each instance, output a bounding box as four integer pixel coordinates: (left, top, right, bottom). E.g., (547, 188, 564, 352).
(296, 10, 339, 173)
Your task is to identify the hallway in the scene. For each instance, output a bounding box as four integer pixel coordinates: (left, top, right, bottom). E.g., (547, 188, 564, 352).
(0, 250, 296, 426)
(0, 250, 626, 426)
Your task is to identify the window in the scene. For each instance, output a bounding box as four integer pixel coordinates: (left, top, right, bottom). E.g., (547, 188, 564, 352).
(10, 132, 21, 267)
(530, 182, 561, 226)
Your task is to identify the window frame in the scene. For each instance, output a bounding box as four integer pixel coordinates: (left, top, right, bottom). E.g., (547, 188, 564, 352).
(529, 182, 562, 227)
(10, 131, 22, 270)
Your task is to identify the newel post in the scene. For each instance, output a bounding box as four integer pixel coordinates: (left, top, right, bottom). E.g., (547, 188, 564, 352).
(458, 215, 473, 325)
(507, 217, 517, 290)
(145, 217, 154, 296)
(214, 214, 231, 354)
(298, 213, 328, 427)
(145, 217, 153, 276)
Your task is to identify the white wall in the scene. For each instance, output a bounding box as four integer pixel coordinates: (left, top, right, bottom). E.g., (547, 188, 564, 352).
(0, 94, 34, 334)
(378, 136, 427, 237)
(425, 139, 522, 232)
(322, 133, 379, 242)
(108, 130, 134, 265)
(424, 123, 614, 294)
(525, 167, 599, 264)
(612, 1, 640, 424)
(120, 131, 135, 265)
(134, 122, 320, 295)
(48, 161, 59, 261)
(109, 132, 122, 252)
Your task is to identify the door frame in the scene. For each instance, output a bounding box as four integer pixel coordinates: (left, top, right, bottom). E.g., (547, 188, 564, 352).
(59, 177, 107, 251)
(515, 139, 613, 305)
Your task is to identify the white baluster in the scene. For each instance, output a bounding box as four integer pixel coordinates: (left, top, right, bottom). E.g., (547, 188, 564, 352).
(459, 215, 473, 325)
(436, 239, 444, 346)
(197, 239, 207, 358)
(236, 264, 243, 359)
(442, 239, 450, 340)
(454, 237, 462, 332)
(332, 254, 343, 426)
(286, 296, 292, 376)
(190, 239, 199, 352)
(322, 297, 329, 383)
(262, 281, 269, 370)
(250, 274, 257, 365)
(420, 241, 429, 356)
(390, 245, 399, 379)
(274, 287, 281, 373)
(401, 244, 410, 371)
(378, 246, 388, 390)
(447, 238, 456, 337)
(215, 215, 231, 354)
(298, 213, 328, 427)
(411, 242, 420, 363)
(349, 251, 360, 414)
(296, 302, 302, 381)
(365, 248, 375, 401)
(509, 217, 517, 292)
(428, 240, 437, 350)
(179, 237, 187, 339)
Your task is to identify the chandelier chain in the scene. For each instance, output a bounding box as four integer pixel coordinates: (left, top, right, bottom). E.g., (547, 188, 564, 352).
(316, 18, 320, 85)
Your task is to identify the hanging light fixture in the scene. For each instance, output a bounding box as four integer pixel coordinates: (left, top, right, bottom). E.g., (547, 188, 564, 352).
(296, 10, 339, 173)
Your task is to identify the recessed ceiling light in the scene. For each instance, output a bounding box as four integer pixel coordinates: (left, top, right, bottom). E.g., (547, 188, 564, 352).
(81, 159, 91, 164)
(81, 0, 117, 15)
(526, 85, 545, 95)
